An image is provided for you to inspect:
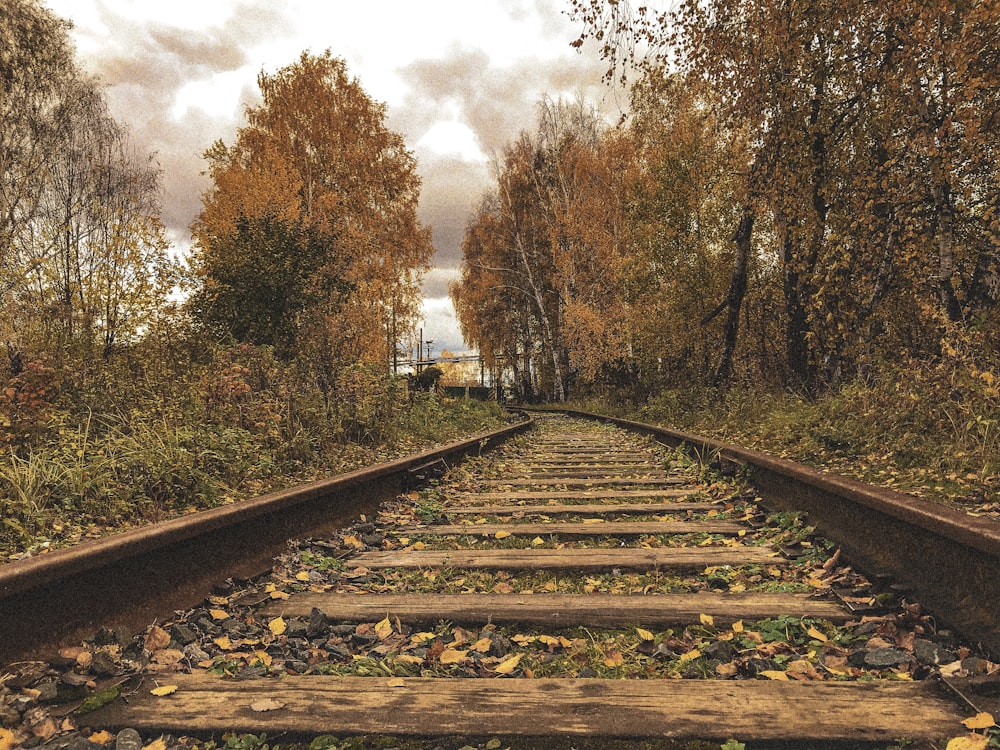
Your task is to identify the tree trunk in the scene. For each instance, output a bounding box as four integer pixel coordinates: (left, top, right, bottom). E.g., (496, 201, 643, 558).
(708, 206, 754, 387)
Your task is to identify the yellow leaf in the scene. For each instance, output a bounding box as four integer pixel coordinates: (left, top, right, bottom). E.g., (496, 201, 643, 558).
(295, 571, 311, 581)
(636, 628, 654, 641)
(538, 634, 560, 648)
(494, 530, 511, 539)
(806, 626, 828, 642)
(150, 685, 177, 696)
(946, 736, 989, 750)
(494, 653, 523, 675)
(268, 616, 286, 636)
(699, 613, 714, 627)
(760, 670, 789, 681)
(395, 654, 424, 665)
(375, 617, 393, 640)
(410, 541, 426, 550)
(213, 635, 233, 651)
(439, 648, 468, 664)
(209, 608, 229, 620)
(0, 728, 14, 750)
(411, 632, 437, 643)
(532, 536, 545, 546)
(679, 648, 701, 662)
(472, 637, 493, 652)
(253, 650, 272, 666)
(269, 590, 290, 600)
(142, 740, 168, 750)
(343, 534, 364, 549)
(732, 620, 744, 633)
(387, 677, 407, 687)
(962, 712, 997, 730)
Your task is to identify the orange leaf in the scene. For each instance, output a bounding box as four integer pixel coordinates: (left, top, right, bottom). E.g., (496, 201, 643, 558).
(268, 616, 286, 636)
(150, 685, 177, 696)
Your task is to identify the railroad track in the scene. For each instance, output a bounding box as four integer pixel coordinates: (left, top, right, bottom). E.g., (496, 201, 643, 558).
(2, 414, 998, 748)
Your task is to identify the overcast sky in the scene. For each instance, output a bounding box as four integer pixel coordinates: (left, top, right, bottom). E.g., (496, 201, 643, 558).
(44, 0, 615, 354)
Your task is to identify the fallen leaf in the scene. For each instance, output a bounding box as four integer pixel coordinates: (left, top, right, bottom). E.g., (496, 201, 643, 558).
(387, 677, 407, 687)
(150, 685, 177, 696)
(946, 736, 989, 750)
(343, 535, 364, 549)
(209, 608, 229, 620)
(0, 728, 14, 750)
(962, 712, 997, 730)
(144, 626, 170, 652)
(603, 649, 624, 667)
(700, 613, 714, 627)
(295, 571, 311, 581)
(151, 649, 184, 665)
(806, 626, 828, 642)
(269, 590, 290, 600)
(395, 654, 424, 665)
(410, 541, 427, 550)
(494, 653, 523, 675)
(636, 628, 654, 641)
(532, 536, 545, 546)
(253, 650, 272, 666)
(732, 620, 744, 633)
(375, 616, 393, 640)
(492, 582, 514, 594)
(439, 648, 468, 664)
(269, 616, 287, 636)
(213, 635, 234, 651)
(679, 648, 701, 662)
(494, 530, 511, 539)
(250, 698, 285, 712)
(472, 637, 493, 652)
(89, 730, 114, 744)
(760, 670, 790, 681)
(141, 739, 168, 750)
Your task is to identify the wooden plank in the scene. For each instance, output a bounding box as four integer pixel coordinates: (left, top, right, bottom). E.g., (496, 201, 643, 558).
(445, 502, 716, 515)
(399, 521, 745, 536)
(466, 489, 695, 500)
(263, 591, 852, 625)
(88, 673, 966, 742)
(481, 477, 689, 487)
(510, 468, 675, 477)
(354, 547, 780, 571)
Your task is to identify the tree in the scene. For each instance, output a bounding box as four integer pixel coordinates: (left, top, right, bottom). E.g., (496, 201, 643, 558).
(191, 51, 433, 386)
(1, 0, 174, 365)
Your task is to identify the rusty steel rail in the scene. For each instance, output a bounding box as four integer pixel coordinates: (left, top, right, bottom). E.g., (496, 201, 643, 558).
(551, 408, 1000, 657)
(0, 416, 532, 665)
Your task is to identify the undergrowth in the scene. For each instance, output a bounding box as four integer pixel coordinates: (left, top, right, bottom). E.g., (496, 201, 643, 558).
(573, 356, 999, 514)
(0, 394, 505, 559)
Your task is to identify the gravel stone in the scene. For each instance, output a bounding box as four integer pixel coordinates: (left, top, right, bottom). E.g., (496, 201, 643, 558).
(170, 623, 198, 645)
(913, 639, 956, 666)
(864, 648, 912, 667)
(307, 607, 330, 638)
(115, 729, 143, 750)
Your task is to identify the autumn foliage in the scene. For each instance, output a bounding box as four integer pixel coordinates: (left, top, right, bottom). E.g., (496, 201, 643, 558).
(454, 1, 999, 406)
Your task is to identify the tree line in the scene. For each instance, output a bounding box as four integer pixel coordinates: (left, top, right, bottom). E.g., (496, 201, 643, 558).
(452, 0, 1000, 403)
